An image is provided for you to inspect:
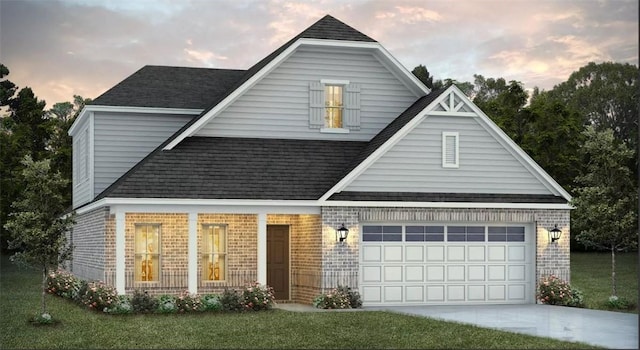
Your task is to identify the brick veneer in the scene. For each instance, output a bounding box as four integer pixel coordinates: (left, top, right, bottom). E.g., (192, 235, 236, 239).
(320, 206, 571, 300)
(69, 207, 110, 281)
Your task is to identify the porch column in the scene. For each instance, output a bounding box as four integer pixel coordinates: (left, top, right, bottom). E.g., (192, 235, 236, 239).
(188, 212, 198, 294)
(115, 211, 125, 294)
(257, 213, 267, 284)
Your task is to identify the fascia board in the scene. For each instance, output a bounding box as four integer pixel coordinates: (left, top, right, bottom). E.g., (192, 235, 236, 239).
(321, 200, 573, 210)
(68, 105, 202, 136)
(448, 85, 573, 201)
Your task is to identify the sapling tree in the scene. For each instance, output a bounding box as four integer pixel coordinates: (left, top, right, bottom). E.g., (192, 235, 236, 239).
(4, 155, 75, 317)
(571, 127, 637, 297)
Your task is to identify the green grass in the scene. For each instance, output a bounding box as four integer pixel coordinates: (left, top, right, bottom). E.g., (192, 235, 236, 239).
(571, 251, 638, 312)
(0, 255, 596, 349)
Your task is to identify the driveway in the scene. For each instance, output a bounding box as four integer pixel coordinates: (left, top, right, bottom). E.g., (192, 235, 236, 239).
(366, 304, 638, 349)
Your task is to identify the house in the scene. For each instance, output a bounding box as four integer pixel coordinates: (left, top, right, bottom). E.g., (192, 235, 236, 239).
(67, 15, 572, 306)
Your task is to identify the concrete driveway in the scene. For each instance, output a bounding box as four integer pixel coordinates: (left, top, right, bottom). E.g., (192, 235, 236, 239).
(367, 304, 638, 349)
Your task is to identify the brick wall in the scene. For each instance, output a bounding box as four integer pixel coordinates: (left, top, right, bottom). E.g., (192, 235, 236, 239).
(70, 207, 109, 281)
(321, 206, 571, 296)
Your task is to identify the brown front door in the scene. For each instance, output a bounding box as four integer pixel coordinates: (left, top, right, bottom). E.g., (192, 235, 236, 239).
(267, 225, 289, 300)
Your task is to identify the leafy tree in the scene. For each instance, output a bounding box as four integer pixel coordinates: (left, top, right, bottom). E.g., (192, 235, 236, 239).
(4, 156, 75, 317)
(571, 127, 637, 297)
(411, 64, 435, 89)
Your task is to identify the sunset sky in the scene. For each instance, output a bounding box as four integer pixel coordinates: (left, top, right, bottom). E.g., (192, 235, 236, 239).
(1, 0, 638, 108)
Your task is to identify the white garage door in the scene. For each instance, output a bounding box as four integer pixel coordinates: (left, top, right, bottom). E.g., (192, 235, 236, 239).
(360, 223, 535, 305)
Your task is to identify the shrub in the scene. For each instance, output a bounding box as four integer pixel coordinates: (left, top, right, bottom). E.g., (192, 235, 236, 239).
(313, 285, 362, 309)
(105, 295, 133, 314)
(131, 290, 158, 313)
(607, 295, 634, 310)
(46, 269, 81, 300)
(176, 290, 204, 313)
(336, 285, 362, 308)
(538, 275, 583, 307)
(219, 288, 243, 312)
(241, 282, 275, 311)
(201, 294, 222, 311)
(79, 281, 117, 312)
(157, 294, 177, 314)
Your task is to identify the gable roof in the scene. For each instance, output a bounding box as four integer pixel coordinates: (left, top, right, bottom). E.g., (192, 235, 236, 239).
(97, 137, 367, 200)
(90, 66, 246, 109)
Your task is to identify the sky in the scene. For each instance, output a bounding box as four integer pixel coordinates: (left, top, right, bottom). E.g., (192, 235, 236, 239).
(1, 0, 638, 108)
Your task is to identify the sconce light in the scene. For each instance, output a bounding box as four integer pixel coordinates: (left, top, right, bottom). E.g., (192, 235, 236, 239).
(548, 224, 562, 243)
(336, 223, 349, 243)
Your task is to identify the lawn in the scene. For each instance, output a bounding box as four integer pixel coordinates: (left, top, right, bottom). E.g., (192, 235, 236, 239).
(570, 251, 638, 312)
(0, 255, 596, 349)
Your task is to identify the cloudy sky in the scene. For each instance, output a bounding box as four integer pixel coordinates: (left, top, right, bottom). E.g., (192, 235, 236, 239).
(1, 0, 638, 108)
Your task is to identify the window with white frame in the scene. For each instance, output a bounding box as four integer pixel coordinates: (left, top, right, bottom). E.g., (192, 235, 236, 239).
(324, 84, 343, 128)
(202, 224, 227, 281)
(442, 132, 459, 168)
(309, 80, 361, 131)
(135, 224, 160, 282)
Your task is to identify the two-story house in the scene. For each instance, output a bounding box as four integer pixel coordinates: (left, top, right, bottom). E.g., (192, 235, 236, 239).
(68, 15, 571, 306)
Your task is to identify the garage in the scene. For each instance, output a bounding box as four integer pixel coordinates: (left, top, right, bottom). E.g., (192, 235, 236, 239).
(359, 223, 535, 305)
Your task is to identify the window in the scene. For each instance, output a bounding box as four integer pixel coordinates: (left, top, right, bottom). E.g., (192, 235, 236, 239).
(202, 224, 227, 281)
(488, 226, 525, 242)
(362, 225, 402, 242)
(442, 132, 459, 168)
(324, 85, 343, 128)
(447, 226, 485, 242)
(135, 224, 160, 282)
(406, 225, 445, 242)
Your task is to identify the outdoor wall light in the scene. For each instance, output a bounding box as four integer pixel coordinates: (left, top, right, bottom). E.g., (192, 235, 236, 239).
(336, 223, 349, 243)
(548, 224, 562, 243)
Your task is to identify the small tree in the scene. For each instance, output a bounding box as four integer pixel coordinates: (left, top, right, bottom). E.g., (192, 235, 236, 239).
(571, 127, 637, 297)
(4, 156, 75, 317)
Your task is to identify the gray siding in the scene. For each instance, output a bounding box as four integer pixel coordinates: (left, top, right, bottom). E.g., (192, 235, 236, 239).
(71, 207, 109, 281)
(195, 46, 419, 141)
(72, 116, 92, 208)
(93, 112, 192, 197)
(344, 115, 557, 195)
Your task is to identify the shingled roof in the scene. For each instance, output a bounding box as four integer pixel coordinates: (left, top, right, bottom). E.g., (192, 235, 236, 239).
(91, 66, 245, 109)
(99, 137, 368, 200)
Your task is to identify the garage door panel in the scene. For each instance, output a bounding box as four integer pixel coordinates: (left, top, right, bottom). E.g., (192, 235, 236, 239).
(363, 245, 381, 262)
(468, 285, 485, 301)
(384, 246, 403, 262)
(384, 286, 403, 302)
(427, 285, 445, 301)
(384, 266, 402, 282)
(508, 246, 525, 261)
(447, 285, 465, 301)
(406, 285, 425, 302)
(363, 266, 382, 282)
(427, 265, 445, 281)
(488, 285, 506, 300)
(405, 246, 424, 262)
(406, 265, 424, 282)
(468, 246, 485, 261)
(508, 265, 526, 281)
(508, 284, 526, 300)
(447, 265, 465, 281)
(447, 246, 465, 261)
(468, 265, 486, 281)
(426, 246, 444, 261)
(488, 246, 506, 261)
(488, 265, 506, 281)
(362, 286, 381, 302)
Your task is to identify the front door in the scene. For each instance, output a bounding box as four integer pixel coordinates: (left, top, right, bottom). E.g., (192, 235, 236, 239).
(267, 225, 290, 300)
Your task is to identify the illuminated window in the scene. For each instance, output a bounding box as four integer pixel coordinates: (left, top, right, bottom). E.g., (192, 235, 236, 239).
(202, 224, 227, 281)
(135, 224, 160, 282)
(325, 85, 343, 128)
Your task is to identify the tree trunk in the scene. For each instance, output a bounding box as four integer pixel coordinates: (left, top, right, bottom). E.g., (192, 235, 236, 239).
(611, 247, 617, 297)
(41, 266, 48, 315)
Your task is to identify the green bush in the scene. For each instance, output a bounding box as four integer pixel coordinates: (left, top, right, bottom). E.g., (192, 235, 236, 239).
(79, 281, 118, 312)
(201, 294, 222, 311)
(313, 285, 362, 309)
(538, 275, 583, 307)
(336, 285, 362, 308)
(157, 295, 177, 314)
(131, 289, 158, 313)
(607, 295, 634, 310)
(46, 269, 81, 300)
(176, 290, 204, 313)
(105, 295, 133, 314)
(241, 282, 275, 311)
(219, 288, 243, 312)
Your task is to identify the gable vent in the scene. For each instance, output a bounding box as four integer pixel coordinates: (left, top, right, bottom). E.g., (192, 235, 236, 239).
(442, 132, 459, 168)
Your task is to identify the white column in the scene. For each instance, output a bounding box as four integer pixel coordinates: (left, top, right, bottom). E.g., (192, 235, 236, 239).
(188, 212, 198, 294)
(257, 213, 267, 284)
(115, 211, 126, 294)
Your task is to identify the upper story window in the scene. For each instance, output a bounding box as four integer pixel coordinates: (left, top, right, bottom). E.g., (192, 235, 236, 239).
(325, 85, 343, 128)
(135, 224, 161, 282)
(442, 131, 459, 168)
(309, 80, 361, 131)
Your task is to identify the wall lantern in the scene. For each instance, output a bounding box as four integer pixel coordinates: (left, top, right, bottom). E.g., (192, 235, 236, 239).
(336, 223, 349, 243)
(548, 224, 562, 243)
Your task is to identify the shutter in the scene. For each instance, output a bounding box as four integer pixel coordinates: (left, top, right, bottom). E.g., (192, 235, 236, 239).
(445, 135, 457, 164)
(344, 83, 361, 130)
(442, 132, 459, 167)
(309, 81, 324, 129)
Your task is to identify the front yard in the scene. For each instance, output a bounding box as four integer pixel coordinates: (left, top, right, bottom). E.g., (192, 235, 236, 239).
(0, 254, 597, 349)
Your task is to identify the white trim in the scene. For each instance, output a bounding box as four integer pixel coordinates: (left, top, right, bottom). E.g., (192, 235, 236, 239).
(428, 111, 476, 117)
(188, 213, 198, 294)
(320, 79, 350, 85)
(163, 38, 430, 150)
(69, 105, 202, 136)
(320, 128, 350, 134)
(88, 112, 95, 199)
(257, 213, 267, 285)
(321, 200, 573, 210)
(442, 131, 459, 168)
(115, 211, 126, 294)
